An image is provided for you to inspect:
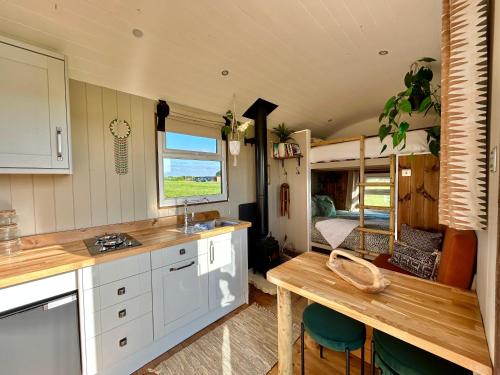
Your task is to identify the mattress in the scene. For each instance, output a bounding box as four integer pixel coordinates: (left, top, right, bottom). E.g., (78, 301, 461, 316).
(310, 129, 429, 164)
(311, 213, 390, 254)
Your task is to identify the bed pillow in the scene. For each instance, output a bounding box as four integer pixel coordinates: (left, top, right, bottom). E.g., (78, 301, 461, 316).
(315, 195, 336, 217)
(399, 224, 443, 252)
(311, 196, 318, 217)
(389, 241, 440, 280)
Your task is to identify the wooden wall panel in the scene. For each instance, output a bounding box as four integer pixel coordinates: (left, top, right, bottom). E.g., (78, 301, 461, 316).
(130, 95, 147, 221)
(102, 87, 122, 224)
(116, 91, 135, 222)
(70, 80, 92, 229)
(32, 175, 56, 233)
(397, 154, 440, 232)
(86, 83, 108, 226)
(0, 175, 11, 210)
(0, 79, 256, 237)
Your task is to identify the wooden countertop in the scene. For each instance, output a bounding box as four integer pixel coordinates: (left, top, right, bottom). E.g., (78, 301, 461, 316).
(267, 252, 492, 375)
(0, 216, 250, 289)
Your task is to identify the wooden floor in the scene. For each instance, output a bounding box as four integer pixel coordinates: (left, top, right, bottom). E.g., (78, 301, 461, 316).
(134, 285, 369, 375)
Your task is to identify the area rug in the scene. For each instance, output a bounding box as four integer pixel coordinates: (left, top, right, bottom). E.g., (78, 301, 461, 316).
(148, 304, 300, 375)
(248, 270, 277, 295)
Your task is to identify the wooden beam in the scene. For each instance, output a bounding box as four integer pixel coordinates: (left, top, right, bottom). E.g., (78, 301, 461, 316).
(359, 205, 394, 211)
(359, 135, 365, 253)
(277, 286, 293, 375)
(311, 136, 362, 148)
(356, 227, 394, 236)
(357, 182, 394, 187)
(389, 155, 396, 254)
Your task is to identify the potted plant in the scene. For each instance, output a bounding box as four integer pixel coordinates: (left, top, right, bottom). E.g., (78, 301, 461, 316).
(378, 57, 441, 156)
(222, 110, 252, 166)
(272, 123, 294, 158)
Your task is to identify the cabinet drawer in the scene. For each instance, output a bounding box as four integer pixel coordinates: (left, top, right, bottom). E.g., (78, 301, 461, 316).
(82, 252, 151, 289)
(100, 292, 152, 335)
(100, 312, 153, 369)
(151, 239, 207, 269)
(83, 271, 151, 314)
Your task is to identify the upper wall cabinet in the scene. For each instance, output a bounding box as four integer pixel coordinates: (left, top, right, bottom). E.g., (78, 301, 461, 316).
(0, 36, 71, 174)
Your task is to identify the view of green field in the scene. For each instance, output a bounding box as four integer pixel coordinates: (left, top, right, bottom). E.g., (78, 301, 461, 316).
(364, 194, 390, 206)
(164, 179, 221, 198)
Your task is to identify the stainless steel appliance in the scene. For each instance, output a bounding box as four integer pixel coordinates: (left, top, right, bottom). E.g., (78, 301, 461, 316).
(0, 291, 81, 375)
(84, 232, 141, 255)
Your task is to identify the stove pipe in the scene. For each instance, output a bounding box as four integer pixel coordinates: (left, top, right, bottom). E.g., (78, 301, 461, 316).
(243, 99, 278, 237)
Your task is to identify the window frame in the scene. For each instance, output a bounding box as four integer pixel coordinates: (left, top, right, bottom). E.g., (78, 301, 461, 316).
(157, 131, 228, 208)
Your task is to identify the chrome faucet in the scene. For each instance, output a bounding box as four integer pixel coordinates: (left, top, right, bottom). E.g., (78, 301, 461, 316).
(183, 200, 190, 229)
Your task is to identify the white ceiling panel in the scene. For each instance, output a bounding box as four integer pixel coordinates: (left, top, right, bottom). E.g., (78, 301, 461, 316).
(0, 0, 441, 136)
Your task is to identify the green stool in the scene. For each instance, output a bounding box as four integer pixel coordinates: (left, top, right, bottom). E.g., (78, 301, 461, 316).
(301, 303, 366, 375)
(371, 330, 473, 375)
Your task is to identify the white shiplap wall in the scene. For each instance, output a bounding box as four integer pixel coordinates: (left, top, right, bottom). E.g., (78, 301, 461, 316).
(0, 80, 265, 236)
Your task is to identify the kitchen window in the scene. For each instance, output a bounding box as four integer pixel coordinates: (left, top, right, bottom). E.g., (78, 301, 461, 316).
(157, 131, 228, 207)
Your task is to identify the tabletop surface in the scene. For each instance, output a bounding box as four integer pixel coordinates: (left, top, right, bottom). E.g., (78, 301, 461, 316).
(267, 252, 492, 375)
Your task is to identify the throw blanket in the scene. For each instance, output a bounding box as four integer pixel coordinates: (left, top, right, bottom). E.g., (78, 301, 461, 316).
(315, 218, 360, 249)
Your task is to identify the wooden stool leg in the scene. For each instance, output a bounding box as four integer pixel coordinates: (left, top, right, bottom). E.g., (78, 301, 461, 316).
(371, 340, 375, 375)
(345, 348, 350, 375)
(301, 323, 305, 375)
(361, 345, 365, 375)
(320, 345, 324, 359)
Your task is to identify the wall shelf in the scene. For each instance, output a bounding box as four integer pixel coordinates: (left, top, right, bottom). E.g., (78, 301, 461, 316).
(273, 155, 303, 167)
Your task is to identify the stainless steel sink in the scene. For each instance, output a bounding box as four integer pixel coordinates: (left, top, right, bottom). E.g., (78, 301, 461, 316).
(181, 219, 239, 234)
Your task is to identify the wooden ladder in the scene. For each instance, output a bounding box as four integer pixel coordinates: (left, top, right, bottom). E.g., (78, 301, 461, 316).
(356, 135, 396, 257)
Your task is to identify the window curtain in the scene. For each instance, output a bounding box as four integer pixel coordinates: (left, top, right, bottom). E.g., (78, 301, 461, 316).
(345, 171, 360, 211)
(439, 0, 489, 230)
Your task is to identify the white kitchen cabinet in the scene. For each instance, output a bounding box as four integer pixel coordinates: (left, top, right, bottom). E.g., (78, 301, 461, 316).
(0, 36, 71, 174)
(152, 253, 209, 339)
(208, 230, 247, 311)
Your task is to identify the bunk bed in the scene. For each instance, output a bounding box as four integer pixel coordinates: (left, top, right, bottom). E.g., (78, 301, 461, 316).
(310, 129, 430, 257)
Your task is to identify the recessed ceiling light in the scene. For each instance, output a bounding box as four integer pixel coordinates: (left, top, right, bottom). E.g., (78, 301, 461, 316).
(221, 70, 229, 76)
(132, 28, 143, 38)
(378, 50, 389, 56)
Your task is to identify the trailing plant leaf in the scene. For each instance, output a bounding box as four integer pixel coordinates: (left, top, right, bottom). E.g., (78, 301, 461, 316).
(381, 144, 388, 154)
(378, 57, 441, 156)
(384, 96, 396, 115)
(418, 57, 436, 62)
(418, 96, 432, 113)
(399, 99, 412, 113)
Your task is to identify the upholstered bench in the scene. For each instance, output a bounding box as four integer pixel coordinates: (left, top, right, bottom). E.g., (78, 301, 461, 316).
(373, 227, 476, 289)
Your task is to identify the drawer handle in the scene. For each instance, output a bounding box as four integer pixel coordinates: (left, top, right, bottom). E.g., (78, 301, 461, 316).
(210, 241, 214, 264)
(117, 287, 126, 296)
(119, 337, 127, 347)
(118, 309, 127, 318)
(170, 260, 195, 272)
(179, 248, 186, 255)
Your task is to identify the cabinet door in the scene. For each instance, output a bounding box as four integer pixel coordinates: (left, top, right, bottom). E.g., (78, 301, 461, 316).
(0, 41, 69, 170)
(208, 232, 244, 311)
(152, 254, 209, 339)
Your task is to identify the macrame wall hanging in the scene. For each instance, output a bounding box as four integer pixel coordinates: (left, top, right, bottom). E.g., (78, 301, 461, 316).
(439, 0, 489, 230)
(109, 119, 131, 175)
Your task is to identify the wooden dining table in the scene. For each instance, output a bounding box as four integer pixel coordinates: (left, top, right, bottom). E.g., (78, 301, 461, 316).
(266, 252, 492, 375)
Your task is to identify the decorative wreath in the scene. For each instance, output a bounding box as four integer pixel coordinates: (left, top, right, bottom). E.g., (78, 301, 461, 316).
(109, 119, 131, 139)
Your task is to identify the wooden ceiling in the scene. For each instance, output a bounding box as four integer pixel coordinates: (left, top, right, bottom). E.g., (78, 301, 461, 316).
(0, 1, 441, 137)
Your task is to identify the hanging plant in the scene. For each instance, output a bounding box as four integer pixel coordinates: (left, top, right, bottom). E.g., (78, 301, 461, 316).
(221, 110, 252, 139)
(378, 57, 441, 156)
